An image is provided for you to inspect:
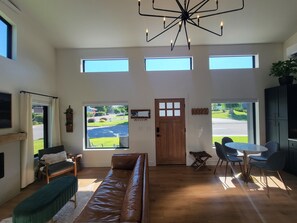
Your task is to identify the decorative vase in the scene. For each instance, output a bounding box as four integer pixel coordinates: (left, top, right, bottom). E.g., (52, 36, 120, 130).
(278, 76, 294, 85)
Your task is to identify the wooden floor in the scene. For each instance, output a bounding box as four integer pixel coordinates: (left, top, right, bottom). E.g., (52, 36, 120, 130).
(1, 165, 297, 223)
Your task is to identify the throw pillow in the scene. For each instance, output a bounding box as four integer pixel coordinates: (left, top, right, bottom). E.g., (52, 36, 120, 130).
(41, 151, 67, 164)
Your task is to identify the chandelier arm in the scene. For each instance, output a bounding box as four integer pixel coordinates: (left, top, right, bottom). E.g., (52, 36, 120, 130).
(199, 0, 244, 19)
(152, 0, 180, 14)
(185, 0, 189, 11)
(183, 21, 191, 50)
(138, 1, 178, 19)
(188, 0, 209, 13)
(175, 0, 186, 13)
(139, 11, 179, 19)
(189, 7, 219, 19)
(171, 23, 183, 51)
(185, 0, 190, 11)
(187, 19, 222, 36)
(189, 1, 218, 16)
(164, 16, 182, 29)
(147, 21, 181, 43)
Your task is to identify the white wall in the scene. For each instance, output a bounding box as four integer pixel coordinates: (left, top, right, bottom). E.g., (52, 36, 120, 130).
(0, 3, 56, 205)
(56, 43, 283, 168)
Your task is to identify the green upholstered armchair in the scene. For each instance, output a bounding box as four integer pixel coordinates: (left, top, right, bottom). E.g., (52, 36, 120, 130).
(38, 145, 77, 184)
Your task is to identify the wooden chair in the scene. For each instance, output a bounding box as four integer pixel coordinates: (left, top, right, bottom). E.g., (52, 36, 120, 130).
(38, 145, 77, 184)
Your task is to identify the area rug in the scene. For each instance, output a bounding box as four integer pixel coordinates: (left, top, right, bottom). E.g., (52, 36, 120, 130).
(0, 180, 100, 223)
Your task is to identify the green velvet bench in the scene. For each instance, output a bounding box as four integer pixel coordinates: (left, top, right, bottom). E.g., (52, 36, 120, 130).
(13, 175, 78, 223)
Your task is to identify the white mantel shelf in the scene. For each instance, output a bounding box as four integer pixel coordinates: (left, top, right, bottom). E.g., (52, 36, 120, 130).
(0, 132, 27, 145)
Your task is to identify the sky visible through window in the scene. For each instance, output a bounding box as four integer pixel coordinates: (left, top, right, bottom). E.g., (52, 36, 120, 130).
(145, 57, 192, 71)
(209, 56, 254, 70)
(0, 19, 8, 57)
(83, 59, 129, 72)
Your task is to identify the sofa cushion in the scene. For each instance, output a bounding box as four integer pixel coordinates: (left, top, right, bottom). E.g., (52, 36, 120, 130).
(47, 160, 74, 175)
(74, 169, 133, 223)
(120, 155, 144, 222)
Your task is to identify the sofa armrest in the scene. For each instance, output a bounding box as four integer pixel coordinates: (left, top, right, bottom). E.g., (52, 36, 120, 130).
(120, 155, 144, 222)
(112, 153, 140, 170)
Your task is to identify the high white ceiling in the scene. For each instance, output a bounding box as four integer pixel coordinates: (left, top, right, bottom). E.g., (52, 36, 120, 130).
(7, 0, 297, 49)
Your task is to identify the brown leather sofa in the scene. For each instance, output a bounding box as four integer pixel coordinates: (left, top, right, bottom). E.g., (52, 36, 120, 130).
(74, 153, 149, 223)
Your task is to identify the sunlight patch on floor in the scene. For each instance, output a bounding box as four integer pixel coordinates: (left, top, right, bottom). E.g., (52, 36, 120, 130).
(218, 176, 237, 189)
(250, 175, 291, 191)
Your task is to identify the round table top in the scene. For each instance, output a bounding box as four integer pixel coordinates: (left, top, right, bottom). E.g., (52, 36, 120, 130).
(225, 142, 267, 153)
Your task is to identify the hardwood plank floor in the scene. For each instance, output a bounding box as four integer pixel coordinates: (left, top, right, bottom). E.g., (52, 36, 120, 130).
(1, 165, 297, 223)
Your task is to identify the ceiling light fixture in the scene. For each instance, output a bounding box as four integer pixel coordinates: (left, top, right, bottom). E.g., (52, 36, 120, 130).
(138, 0, 245, 51)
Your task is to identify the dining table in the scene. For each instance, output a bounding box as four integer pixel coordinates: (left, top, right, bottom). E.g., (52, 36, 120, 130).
(225, 142, 268, 182)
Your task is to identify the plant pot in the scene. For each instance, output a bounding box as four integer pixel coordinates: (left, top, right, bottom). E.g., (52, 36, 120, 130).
(278, 76, 294, 85)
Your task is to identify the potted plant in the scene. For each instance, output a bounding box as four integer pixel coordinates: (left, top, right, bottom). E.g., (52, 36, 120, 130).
(269, 58, 297, 85)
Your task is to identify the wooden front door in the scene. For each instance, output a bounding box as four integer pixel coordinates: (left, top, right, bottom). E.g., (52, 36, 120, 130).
(155, 98, 186, 165)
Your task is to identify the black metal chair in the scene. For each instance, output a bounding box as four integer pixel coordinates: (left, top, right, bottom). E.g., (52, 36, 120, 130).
(214, 142, 243, 179)
(222, 137, 237, 156)
(249, 151, 289, 196)
(214, 142, 228, 175)
(249, 141, 279, 162)
(222, 136, 244, 157)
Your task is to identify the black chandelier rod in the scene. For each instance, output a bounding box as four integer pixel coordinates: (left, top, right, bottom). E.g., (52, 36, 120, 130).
(187, 18, 222, 36)
(171, 22, 182, 51)
(164, 16, 181, 29)
(171, 20, 191, 50)
(138, 0, 178, 18)
(152, 0, 180, 13)
(147, 20, 181, 42)
(189, 0, 219, 15)
(196, 0, 244, 19)
(188, 0, 208, 12)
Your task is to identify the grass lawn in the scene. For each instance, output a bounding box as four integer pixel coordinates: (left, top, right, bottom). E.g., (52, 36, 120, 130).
(212, 110, 229, 119)
(211, 110, 247, 120)
(89, 137, 119, 147)
(212, 136, 248, 144)
(87, 116, 128, 127)
(34, 139, 44, 155)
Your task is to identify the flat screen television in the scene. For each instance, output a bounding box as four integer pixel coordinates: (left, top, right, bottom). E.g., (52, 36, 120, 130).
(0, 92, 12, 128)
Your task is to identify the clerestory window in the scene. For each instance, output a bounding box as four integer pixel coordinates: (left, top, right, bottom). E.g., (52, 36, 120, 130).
(0, 16, 12, 59)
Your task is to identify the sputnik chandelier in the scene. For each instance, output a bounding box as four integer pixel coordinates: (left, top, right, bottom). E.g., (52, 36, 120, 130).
(138, 0, 245, 50)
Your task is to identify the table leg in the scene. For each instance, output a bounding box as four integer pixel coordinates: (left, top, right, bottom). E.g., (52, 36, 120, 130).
(240, 151, 253, 183)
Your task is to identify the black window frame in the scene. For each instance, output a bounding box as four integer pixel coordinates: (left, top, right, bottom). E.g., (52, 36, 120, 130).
(0, 16, 12, 59)
(84, 105, 129, 149)
(211, 102, 257, 145)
